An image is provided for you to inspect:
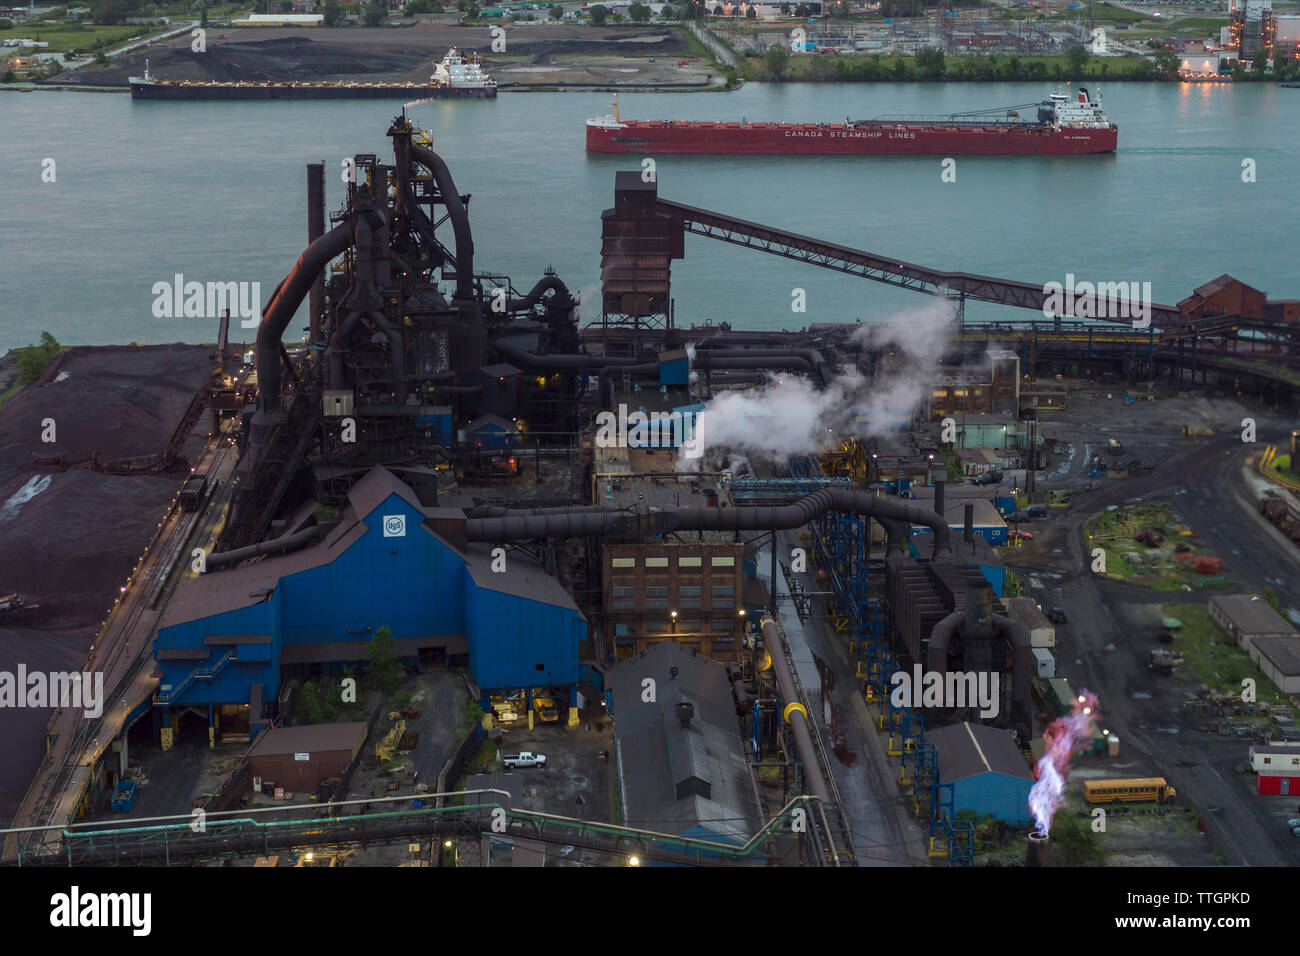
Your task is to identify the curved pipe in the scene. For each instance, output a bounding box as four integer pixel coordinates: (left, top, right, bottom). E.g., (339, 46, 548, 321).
(696, 348, 831, 385)
(760, 617, 830, 802)
(465, 488, 951, 560)
(496, 341, 645, 373)
(258, 219, 360, 417)
(506, 275, 576, 316)
(207, 525, 324, 571)
(926, 611, 1031, 713)
(408, 143, 474, 303)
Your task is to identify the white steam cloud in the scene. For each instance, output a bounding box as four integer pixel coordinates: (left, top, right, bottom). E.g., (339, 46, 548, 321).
(677, 297, 956, 470)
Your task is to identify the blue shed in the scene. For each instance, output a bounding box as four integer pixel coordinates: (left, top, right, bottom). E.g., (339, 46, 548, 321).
(464, 413, 519, 449)
(926, 721, 1035, 826)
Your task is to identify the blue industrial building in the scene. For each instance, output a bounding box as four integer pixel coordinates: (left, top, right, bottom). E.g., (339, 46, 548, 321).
(152, 466, 585, 746)
(925, 721, 1034, 826)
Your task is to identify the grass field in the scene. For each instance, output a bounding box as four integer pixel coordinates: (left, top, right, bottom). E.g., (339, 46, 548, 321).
(1083, 502, 1229, 591)
(0, 22, 165, 55)
(1167, 605, 1296, 719)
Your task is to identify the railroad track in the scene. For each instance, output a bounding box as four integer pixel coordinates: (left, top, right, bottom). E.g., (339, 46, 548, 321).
(12, 439, 238, 857)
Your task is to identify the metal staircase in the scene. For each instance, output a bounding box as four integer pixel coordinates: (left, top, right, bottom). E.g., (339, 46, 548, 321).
(157, 650, 238, 705)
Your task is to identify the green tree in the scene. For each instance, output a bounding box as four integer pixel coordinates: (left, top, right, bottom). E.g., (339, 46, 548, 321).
(1153, 46, 1180, 79)
(629, 1, 650, 20)
(296, 680, 325, 723)
(914, 46, 945, 80)
(199, 6, 207, 26)
(1065, 43, 1089, 78)
(549, 3, 562, 18)
(16, 332, 62, 386)
(322, 0, 345, 23)
(1049, 813, 1107, 865)
(363, 0, 386, 24)
(745, 4, 755, 16)
(1251, 50, 1268, 77)
(365, 625, 403, 694)
(661, 4, 675, 16)
(589, 2, 607, 22)
(764, 42, 789, 79)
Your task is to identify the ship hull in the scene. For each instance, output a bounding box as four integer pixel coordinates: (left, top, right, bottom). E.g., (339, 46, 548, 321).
(586, 120, 1116, 156)
(130, 82, 496, 100)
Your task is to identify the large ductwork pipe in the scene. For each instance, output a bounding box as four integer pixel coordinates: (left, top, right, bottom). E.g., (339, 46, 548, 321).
(466, 488, 952, 560)
(926, 608, 1031, 713)
(408, 143, 474, 304)
(497, 344, 834, 393)
(506, 275, 576, 316)
(206, 525, 324, 571)
(306, 162, 325, 342)
(496, 341, 649, 374)
(257, 219, 360, 419)
(693, 348, 832, 385)
(759, 617, 830, 802)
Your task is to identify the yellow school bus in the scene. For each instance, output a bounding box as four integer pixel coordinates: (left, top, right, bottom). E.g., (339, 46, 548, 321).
(1083, 777, 1177, 805)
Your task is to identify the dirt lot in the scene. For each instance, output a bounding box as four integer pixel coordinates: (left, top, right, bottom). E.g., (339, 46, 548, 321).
(58, 25, 711, 88)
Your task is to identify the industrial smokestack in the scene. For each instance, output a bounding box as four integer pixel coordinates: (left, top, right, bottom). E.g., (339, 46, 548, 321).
(963, 502, 974, 543)
(306, 162, 325, 343)
(1026, 831, 1051, 867)
(932, 465, 946, 525)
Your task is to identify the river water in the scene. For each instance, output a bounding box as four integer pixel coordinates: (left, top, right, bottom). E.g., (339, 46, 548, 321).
(1, 81, 1295, 354)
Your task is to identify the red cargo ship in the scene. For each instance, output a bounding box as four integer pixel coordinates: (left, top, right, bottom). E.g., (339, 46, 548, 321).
(586, 87, 1117, 156)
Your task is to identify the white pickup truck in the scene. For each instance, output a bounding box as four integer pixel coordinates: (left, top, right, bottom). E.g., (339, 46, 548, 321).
(502, 751, 547, 769)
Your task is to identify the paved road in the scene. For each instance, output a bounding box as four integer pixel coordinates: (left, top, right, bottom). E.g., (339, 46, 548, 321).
(1008, 425, 1300, 866)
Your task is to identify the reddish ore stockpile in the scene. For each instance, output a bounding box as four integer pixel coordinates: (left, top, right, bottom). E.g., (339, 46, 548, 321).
(1028, 690, 1101, 836)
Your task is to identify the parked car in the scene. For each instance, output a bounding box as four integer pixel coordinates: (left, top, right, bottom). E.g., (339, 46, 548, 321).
(1008, 530, 1034, 541)
(502, 751, 547, 769)
(971, 470, 1003, 486)
(1025, 505, 1048, 519)
(1048, 607, 1068, 624)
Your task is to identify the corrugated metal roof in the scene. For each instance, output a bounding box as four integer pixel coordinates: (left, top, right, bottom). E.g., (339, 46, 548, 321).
(247, 721, 367, 757)
(1210, 594, 1298, 638)
(925, 721, 1033, 783)
(608, 641, 760, 843)
(1253, 635, 1300, 676)
(464, 542, 580, 612)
